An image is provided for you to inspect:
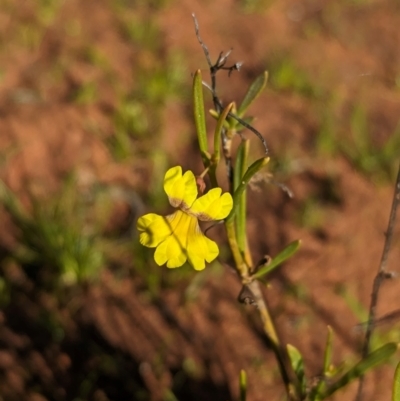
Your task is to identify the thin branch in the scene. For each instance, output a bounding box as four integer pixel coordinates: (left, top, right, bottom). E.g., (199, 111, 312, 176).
(355, 161, 400, 401)
(192, 13, 268, 156)
(226, 108, 269, 155)
(192, 13, 213, 66)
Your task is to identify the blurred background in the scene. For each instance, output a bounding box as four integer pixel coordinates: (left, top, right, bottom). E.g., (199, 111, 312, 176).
(0, 0, 400, 400)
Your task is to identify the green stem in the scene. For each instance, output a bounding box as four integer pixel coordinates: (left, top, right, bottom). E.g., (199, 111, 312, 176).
(247, 281, 297, 399)
(225, 219, 248, 277)
(225, 220, 298, 399)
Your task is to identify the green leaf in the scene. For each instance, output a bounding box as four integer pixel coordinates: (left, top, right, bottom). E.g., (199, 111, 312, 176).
(239, 369, 247, 401)
(321, 342, 397, 399)
(252, 240, 301, 280)
(213, 102, 233, 163)
(238, 71, 268, 117)
(209, 108, 220, 119)
(309, 326, 334, 401)
(323, 326, 334, 374)
(193, 70, 210, 165)
(392, 361, 400, 401)
(287, 344, 306, 391)
(234, 140, 250, 254)
(226, 157, 269, 223)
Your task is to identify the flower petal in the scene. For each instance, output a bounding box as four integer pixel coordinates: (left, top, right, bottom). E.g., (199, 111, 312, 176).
(137, 213, 172, 247)
(187, 229, 219, 271)
(153, 210, 194, 268)
(164, 166, 197, 209)
(154, 236, 187, 268)
(189, 188, 233, 221)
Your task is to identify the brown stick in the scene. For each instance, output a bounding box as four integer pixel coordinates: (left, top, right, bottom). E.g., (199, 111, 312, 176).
(355, 161, 400, 401)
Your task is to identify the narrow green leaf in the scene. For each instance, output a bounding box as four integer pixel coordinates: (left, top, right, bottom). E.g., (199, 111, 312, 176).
(287, 344, 304, 376)
(233, 141, 248, 191)
(213, 103, 234, 163)
(193, 70, 209, 165)
(323, 326, 333, 374)
(392, 361, 400, 401)
(209, 109, 220, 119)
(239, 369, 247, 401)
(309, 326, 334, 401)
(321, 342, 397, 399)
(208, 109, 225, 122)
(234, 140, 249, 254)
(226, 157, 269, 223)
(252, 240, 301, 280)
(163, 390, 179, 401)
(210, 108, 231, 131)
(238, 71, 268, 117)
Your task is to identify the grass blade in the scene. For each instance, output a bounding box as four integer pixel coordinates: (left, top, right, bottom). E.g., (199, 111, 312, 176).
(239, 369, 247, 401)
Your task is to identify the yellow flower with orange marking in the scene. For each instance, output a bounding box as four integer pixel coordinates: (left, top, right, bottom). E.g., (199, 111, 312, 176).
(137, 166, 233, 270)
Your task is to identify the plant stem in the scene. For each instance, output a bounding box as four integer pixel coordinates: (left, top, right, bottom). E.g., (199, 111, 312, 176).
(225, 218, 298, 399)
(247, 280, 297, 398)
(225, 219, 248, 277)
(355, 160, 400, 401)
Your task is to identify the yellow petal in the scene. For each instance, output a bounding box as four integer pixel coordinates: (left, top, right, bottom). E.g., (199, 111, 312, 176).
(153, 210, 195, 268)
(163, 166, 197, 209)
(187, 229, 219, 271)
(154, 236, 187, 268)
(189, 188, 233, 221)
(137, 213, 172, 247)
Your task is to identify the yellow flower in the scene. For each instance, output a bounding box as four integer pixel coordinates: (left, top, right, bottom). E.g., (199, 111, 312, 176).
(137, 166, 233, 271)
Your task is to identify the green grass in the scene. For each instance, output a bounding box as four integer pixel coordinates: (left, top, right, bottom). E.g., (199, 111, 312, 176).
(341, 104, 400, 182)
(269, 55, 323, 98)
(12, 0, 63, 50)
(314, 95, 400, 183)
(266, 36, 399, 185)
(110, 54, 186, 160)
(37, 0, 63, 26)
(0, 177, 106, 287)
(100, 0, 188, 161)
(71, 81, 99, 105)
(239, 0, 273, 13)
(336, 284, 400, 355)
(0, 0, 188, 298)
